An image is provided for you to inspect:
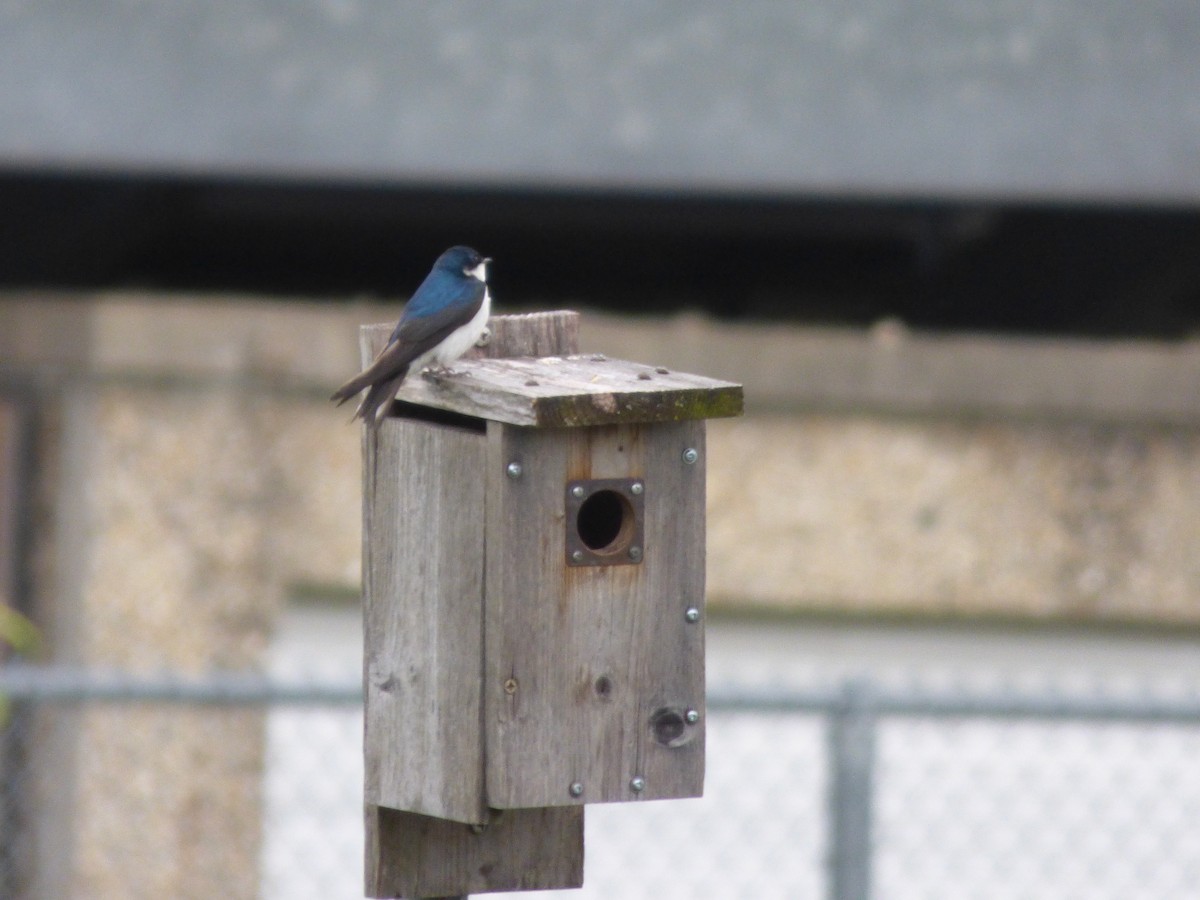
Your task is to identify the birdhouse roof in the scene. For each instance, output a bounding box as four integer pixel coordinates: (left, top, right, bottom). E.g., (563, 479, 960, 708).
(392, 353, 743, 427)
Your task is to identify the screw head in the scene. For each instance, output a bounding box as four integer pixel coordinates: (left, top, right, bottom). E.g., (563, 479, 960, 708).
(685, 607, 700, 623)
(569, 782, 584, 798)
(682, 447, 699, 465)
(506, 461, 522, 479)
(571, 485, 585, 499)
(628, 546, 642, 562)
(630, 481, 644, 495)
(630, 776, 646, 793)
(571, 549, 585, 563)
(685, 709, 700, 724)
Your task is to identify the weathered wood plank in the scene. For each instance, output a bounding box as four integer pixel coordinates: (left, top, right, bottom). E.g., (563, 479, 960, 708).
(363, 416, 487, 823)
(361, 315, 580, 822)
(405, 355, 741, 427)
(484, 420, 706, 808)
(360, 310, 579, 363)
(635, 421, 707, 799)
(360, 315, 742, 427)
(364, 310, 587, 897)
(416, 355, 742, 427)
(473, 310, 581, 360)
(365, 804, 584, 899)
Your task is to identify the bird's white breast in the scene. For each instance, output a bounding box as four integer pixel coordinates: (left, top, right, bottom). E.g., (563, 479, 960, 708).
(427, 287, 492, 368)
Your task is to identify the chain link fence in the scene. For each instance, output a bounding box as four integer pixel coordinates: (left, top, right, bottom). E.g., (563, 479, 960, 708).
(3, 660, 1200, 899)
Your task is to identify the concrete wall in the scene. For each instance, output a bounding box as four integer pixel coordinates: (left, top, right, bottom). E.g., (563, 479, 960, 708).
(8, 294, 1200, 629)
(3, 293, 1200, 895)
(3, 297, 367, 898)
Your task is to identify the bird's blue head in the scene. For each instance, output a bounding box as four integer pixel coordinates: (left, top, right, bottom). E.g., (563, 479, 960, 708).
(434, 246, 490, 283)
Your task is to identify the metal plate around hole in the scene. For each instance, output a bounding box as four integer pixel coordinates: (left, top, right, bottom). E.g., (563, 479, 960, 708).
(565, 477, 645, 567)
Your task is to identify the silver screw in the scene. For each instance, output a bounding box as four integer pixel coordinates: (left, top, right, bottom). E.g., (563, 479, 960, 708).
(571, 485, 585, 499)
(630, 776, 646, 793)
(506, 461, 522, 479)
(630, 481, 644, 495)
(685, 709, 700, 724)
(685, 607, 700, 623)
(571, 550, 585, 563)
(569, 782, 584, 798)
(682, 447, 699, 465)
(628, 546, 642, 562)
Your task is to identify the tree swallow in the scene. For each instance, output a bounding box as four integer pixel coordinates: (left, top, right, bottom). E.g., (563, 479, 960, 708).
(331, 245, 491, 427)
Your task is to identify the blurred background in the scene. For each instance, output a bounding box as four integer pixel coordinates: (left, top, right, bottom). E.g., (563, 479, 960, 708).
(2, 3, 1200, 898)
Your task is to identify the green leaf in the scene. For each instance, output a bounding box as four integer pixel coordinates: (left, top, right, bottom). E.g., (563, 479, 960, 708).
(0, 603, 40, 656)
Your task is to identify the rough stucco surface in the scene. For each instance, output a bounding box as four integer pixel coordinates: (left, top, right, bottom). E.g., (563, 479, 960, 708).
(58, 385, 277, 898)
(47, 383, 364, 896)
(76, 386, 277, 670)
(706, 415, 1200, 623)
(11, 295, 1199, 632)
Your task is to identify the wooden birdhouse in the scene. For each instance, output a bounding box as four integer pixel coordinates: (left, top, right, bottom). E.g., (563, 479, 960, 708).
(359, 311, 742, 898)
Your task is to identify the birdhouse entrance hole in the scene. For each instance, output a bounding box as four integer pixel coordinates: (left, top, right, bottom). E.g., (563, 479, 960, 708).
(565, 478, 644, 567)
(577, 491, 629, 549)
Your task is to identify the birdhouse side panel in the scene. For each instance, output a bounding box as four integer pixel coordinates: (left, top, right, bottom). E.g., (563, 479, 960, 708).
(484, 421, 705, 808)
(364, 418, 487, 823)
(629, 420, 706, 799)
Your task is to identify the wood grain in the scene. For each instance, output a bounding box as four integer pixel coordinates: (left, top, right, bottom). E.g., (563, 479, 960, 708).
(360, 310, 579, 366)
(365, 804, 583, 899)
(470, 310, 581, 360)
(363, 417, 486, 823)
(484, 420, 706, 808)
(362, 311, 587, 897)
(359, 317, 741, 427)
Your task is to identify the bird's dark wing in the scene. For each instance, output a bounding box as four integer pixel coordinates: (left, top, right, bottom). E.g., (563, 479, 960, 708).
(329, 275, 485, 422)
(329, 337, 422, 407)
(389, 272, 485, 346)
(351, 371, 407, 428)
